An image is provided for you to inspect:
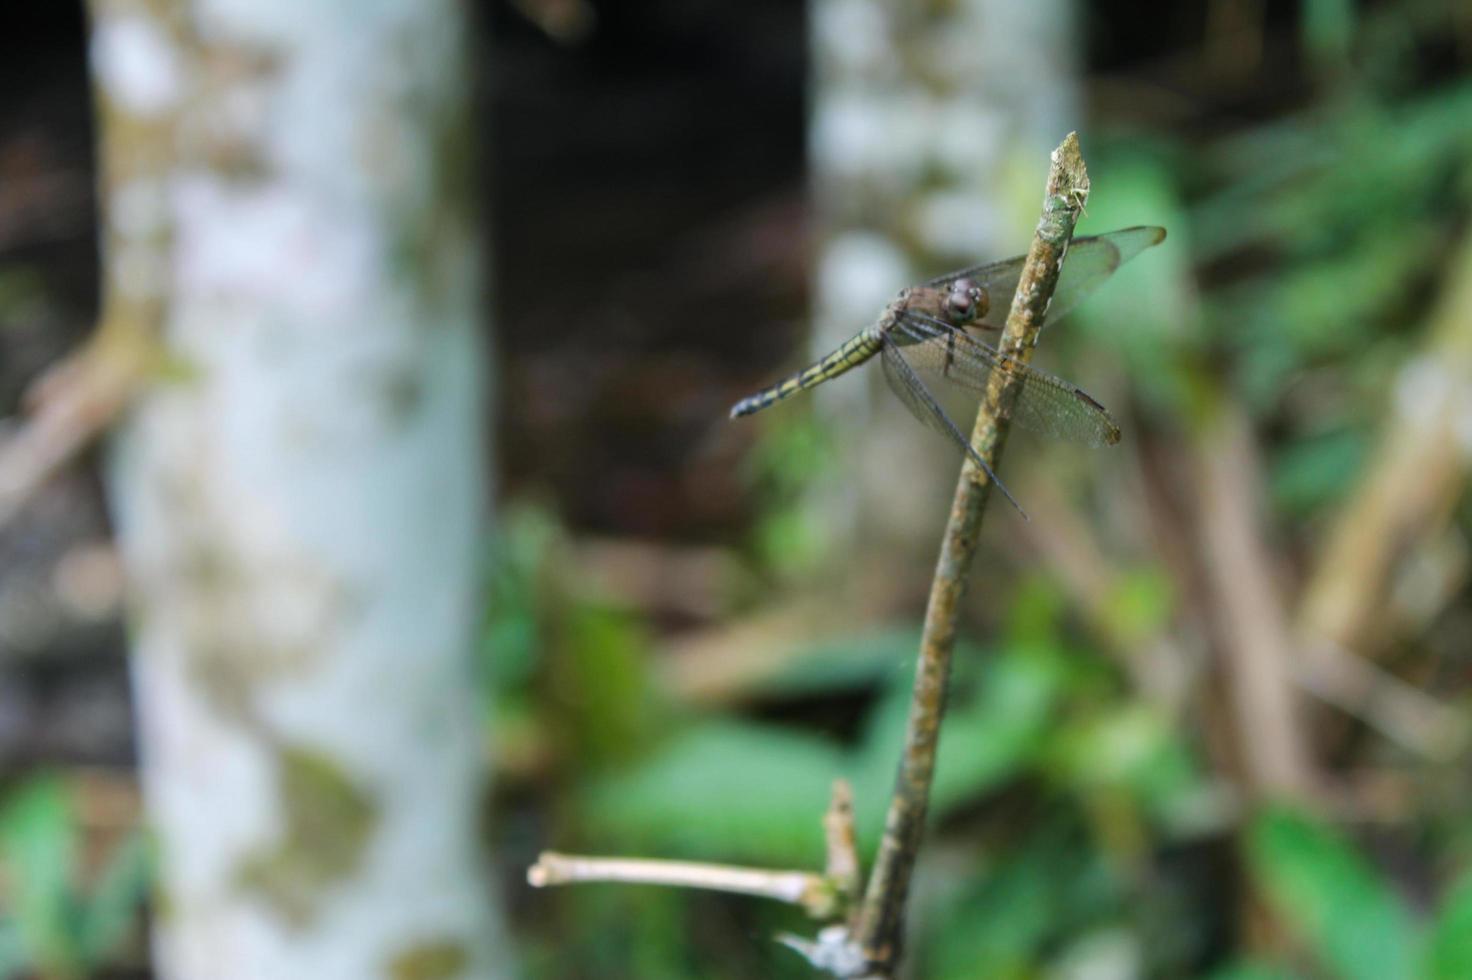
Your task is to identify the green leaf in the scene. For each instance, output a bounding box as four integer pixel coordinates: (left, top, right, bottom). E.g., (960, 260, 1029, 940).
(77, 829, 152, 964)
(1205, 961, 1302, 980)
(1246, 806, 1417, 980)
(1102, 567, 1175, 647)
(752, 506, 829, 579)
(0, 776, 82, 974)
(1303, 0, 1355, 67)
(1072, 148, 1200, 364)
(560, 601, 662, 768)
(1426, 870, 1472, 980)
(481, 504, 561, 691)
(743, 415, 840, 575)
(919, 817, 1118, 979)
(0, 921, 31, 980)
(846, 642, 1062, 833)
(928, 651, 1063, 814)
(1004, 578, 1067, 648)
(1270, 430, 1367, 516)
(584, 720, 844, 865)
(1046, 705, 1196, 809)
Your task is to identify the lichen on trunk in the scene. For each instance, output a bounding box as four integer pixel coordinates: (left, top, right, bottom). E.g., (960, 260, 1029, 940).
(92, 0, 506, 976)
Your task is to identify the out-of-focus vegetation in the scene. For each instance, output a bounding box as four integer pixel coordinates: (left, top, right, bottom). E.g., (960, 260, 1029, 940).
(0, 779, 148, 979)
(479, 3, 1472, 977)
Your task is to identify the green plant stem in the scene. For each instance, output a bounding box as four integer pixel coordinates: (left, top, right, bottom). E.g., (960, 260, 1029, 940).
(853, 133, 1091, 976)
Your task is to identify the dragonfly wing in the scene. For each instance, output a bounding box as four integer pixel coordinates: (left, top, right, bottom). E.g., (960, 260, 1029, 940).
(878, 336, 1025, 514)
(924, 226, 1165, 330)
(893, 311, 1121, 447)
(879, 336, 972, 452)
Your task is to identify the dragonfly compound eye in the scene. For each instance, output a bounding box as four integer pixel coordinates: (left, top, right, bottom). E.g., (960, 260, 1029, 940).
(947, 278, 986, 320)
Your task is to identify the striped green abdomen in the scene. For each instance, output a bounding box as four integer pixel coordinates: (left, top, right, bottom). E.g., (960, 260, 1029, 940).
(729, 330, 883, 417)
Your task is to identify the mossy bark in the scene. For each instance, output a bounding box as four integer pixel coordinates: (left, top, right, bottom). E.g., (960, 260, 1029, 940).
(90, 1, 504, 976)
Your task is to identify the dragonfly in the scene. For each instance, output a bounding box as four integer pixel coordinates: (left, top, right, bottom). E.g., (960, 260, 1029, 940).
(729, 226, 1166, 515)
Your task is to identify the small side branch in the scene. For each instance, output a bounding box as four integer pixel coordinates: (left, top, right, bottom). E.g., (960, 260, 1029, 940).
(2, 0, 183, 533)
(528, 779, 861, 924)
(0, 335, 147, 531)
(528, 852, 840, 916)
(823, 778, 861, 918)
(853, 134, 1090, 976)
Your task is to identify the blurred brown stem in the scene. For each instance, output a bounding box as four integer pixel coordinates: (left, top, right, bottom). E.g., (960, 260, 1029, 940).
(1, 0, 177, 534)
(0, 330, 148, 532)
(1297, 236, 1472, 659)
(852, 133, 1090, 976)
(1193, 403, 1315, 800)
(823, 778, 862, 920)
(1015, 463, 1465, 764)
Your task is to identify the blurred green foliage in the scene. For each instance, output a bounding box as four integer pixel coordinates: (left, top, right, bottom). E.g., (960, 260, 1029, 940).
(1076, 73, 1472, 518)
(482, 505, 667, 776)
(491, 494, 1472, 978)
(740, 413, 840, 578)
(0, 777, 149, 980)
(1426, 872, 1472, 980)
(491, 5, 1472, 972)
(1241, 806, 1472, 980)
(487, 508, 1226, 976)
(1248, 807, 1418, 980)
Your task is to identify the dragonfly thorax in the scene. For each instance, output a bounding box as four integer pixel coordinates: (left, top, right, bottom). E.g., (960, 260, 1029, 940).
(883, 280, 990, 335)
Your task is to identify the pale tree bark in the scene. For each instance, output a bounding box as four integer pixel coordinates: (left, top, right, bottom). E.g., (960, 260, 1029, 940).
(808, 0, 1078, 552)
(89, 1, 505, 977)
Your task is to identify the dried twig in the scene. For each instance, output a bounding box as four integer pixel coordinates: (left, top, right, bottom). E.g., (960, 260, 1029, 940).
(1282, 234, 1472, 762)
(1015, 465, 1467, 763)
(1295, 640, 1468, 761)
(508, 0, 595, 42)
(0, 335, 147, 532)
(823, 778, 861, 920)
(1193, 403, 1316, 800)
(528, 778, 863, 924)
(851, 134, 1091, 976)
(528, 852, 841, 917)
(2, 0, 180, 534)
(1297, 237, 1472, 657)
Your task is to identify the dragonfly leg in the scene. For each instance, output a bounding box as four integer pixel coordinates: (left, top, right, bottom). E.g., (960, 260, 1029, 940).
(964, 444, 1028, 520)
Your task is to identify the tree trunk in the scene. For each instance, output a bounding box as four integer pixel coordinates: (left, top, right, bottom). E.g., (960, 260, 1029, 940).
(808, 0, 1078, 552)
(89, 1, 504, 976)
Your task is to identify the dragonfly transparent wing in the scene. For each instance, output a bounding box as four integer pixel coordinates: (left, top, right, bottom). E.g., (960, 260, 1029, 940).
(893, 310, 1121, 447)
(923, 226, 1165, 330)
(878, 336, 1025, 514)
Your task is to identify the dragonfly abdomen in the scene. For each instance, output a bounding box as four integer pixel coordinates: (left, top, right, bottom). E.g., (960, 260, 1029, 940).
(729, 330, 883, 417)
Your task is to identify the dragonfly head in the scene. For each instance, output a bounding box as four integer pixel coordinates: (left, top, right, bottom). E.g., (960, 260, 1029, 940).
(945, 277, 988, 324)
